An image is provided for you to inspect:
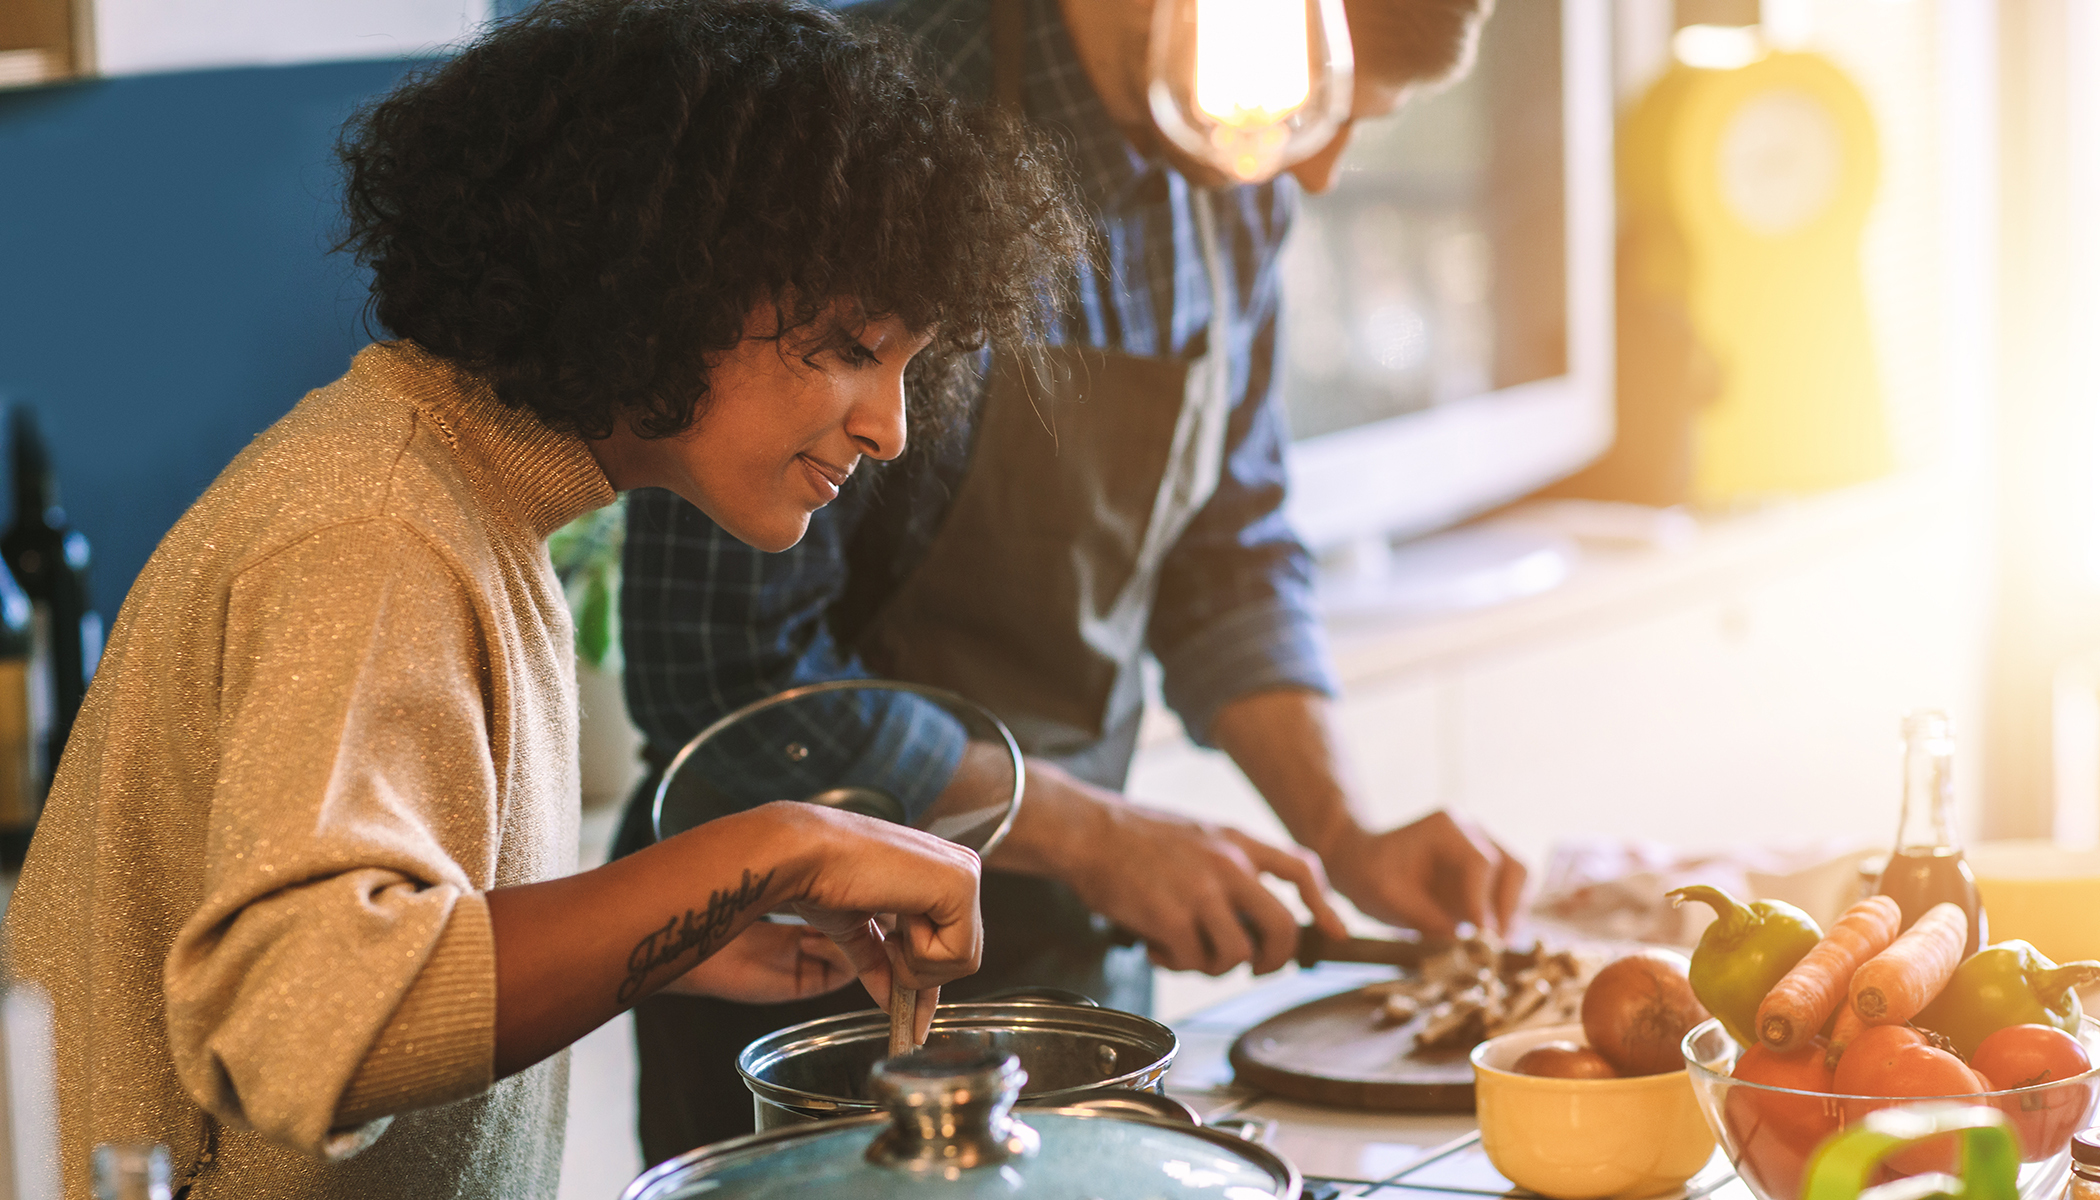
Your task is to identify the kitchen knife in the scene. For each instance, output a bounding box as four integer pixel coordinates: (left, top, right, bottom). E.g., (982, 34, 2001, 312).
(1292, 925, 1446, 970)
(1109, 921, 1451, 969)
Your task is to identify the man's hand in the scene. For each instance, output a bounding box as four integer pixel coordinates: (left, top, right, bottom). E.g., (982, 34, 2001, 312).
(1209, 689, 1529, 941)
(987, 759, 1347, 976)
(1319, 809, 1526, 940)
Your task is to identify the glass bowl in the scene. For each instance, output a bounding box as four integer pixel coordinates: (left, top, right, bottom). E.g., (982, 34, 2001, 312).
(1681, 1016, 2100, 1200)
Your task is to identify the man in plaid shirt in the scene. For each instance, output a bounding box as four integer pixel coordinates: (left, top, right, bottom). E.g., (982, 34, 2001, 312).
(614, 0, 1521, 1159)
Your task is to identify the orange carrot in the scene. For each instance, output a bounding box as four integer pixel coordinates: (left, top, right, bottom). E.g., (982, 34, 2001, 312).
(1757, 895, 1903, 1053)
(1849, 902, 1968, 1026)
(1824, 1002, 1866, 1072)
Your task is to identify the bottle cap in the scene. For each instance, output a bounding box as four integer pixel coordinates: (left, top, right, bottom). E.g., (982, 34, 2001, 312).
(2075, 1128, 2100, 1169)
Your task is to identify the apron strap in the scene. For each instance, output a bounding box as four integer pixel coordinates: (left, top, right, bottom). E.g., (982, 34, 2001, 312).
(1189, 185, 1231, 360)
(991, 0, 1025, 114)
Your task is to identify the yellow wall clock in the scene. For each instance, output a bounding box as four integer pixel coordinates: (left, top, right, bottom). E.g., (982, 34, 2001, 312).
(1621, 50, 1888, 503)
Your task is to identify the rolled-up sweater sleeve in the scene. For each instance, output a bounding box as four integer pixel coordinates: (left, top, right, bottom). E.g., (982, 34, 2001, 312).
(164, 518, 501, 1161)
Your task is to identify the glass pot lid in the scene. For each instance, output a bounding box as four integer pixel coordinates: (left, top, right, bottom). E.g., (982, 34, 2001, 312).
(621, 1047, 1299, 1200)
(651, 679, 1022, 857)
(738, 999, 1179, 1118)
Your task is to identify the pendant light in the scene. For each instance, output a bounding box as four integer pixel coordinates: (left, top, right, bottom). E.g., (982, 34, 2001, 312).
(1146, 0, 1353, 183)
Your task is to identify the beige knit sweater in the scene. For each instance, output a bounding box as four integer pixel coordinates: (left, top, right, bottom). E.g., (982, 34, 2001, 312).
(3, 342, 616, 1199)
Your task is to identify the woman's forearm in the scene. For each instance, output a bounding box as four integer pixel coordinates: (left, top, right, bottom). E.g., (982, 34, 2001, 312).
(484, 801, 984, 1078)
(485, 804, 817, 1077)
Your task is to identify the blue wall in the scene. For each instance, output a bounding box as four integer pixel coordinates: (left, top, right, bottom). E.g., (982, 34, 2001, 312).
(0, 59, 421, 611)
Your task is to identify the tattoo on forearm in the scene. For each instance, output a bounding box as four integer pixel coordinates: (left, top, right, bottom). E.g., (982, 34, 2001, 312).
(618, 867, 777, 1005)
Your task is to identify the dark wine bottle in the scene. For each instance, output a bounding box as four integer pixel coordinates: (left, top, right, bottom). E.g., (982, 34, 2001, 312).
(1874, 709, 1987, 957)
(1, 405, 100, 802)
(0, 557, 48, 868)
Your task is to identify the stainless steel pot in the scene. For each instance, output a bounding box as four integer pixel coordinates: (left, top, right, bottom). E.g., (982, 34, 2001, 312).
(625, 1046, 1298, 1200)
(738, 999, 1178, 1129)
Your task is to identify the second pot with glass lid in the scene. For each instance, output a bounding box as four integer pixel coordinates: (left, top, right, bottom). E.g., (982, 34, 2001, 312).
(739, 996, 1178, 1129)
(623, 1046, 1299, 1200)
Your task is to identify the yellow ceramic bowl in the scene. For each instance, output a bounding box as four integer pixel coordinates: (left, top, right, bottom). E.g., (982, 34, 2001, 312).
(1471, 1023, 1718, 1200)
(1970, 840, 2100, 964)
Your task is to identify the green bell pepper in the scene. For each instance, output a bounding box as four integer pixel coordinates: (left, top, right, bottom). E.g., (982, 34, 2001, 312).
(1667, 884, 1823, 1047)
(1913, 940, 2100, 1058)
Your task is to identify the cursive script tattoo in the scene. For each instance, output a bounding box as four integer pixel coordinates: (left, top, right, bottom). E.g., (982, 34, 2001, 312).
(617, 867, 777, 1005)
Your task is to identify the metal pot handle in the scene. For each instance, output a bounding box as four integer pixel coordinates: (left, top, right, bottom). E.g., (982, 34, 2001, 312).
(1205, 1116, 1279, 1145)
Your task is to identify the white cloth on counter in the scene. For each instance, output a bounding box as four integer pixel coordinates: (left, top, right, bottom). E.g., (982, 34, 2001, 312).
(1531, 837, 1876, 946)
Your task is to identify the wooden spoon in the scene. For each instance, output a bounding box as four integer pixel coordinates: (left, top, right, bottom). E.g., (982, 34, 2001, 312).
(888, 975, 919, 1057)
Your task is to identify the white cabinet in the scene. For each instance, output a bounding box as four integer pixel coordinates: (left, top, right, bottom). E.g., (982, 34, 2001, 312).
(1129, 480, 1989, 866)
(1447, 531, 1983, 858)
(92, 0, 489, 78)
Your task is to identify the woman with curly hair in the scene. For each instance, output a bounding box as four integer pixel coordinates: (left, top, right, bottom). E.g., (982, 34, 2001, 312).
(1, 2, 1085, 1196)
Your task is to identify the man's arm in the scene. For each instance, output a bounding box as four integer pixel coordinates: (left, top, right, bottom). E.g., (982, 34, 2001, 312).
(622, 486, 963, 821)
(1143, 191, 1526, 941)
(627, 478, 1349, 981)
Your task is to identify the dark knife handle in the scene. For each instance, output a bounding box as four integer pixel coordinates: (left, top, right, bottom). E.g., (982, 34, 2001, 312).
(1294, 925, 1437, 970)
(1109, 921, 1437, 970)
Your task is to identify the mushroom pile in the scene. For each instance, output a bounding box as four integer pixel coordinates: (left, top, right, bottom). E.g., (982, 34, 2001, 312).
(1361, 938, 1604, 1053)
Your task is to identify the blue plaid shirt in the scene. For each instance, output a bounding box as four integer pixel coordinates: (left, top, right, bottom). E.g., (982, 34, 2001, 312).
(620, 0, 1337, 812)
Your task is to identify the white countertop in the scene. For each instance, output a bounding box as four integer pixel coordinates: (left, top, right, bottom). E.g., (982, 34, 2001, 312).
(1162, 964, 1754, 1200)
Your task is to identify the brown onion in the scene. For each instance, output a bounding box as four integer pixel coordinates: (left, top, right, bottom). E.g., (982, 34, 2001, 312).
(1581, 949, 1709, 1077)
(1514, 1041, 1619, 1079)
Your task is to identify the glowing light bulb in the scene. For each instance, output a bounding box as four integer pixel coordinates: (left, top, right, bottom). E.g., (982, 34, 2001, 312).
(1193, 0, 1311, 124)
(1149, 0, 1352, 183)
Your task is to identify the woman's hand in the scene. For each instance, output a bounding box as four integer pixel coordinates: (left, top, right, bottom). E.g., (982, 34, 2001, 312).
(658, 921, 858, 1004)
(785, 807, 984, 1043)
(487, 800, 980, 1077)
(660, 808, 983, 1030)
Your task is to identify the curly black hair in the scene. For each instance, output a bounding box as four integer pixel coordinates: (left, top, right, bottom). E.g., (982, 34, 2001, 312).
(337, 0, 1087, 440)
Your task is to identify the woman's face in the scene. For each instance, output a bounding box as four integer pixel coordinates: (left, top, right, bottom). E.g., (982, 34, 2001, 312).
(593, 304, 933, 552)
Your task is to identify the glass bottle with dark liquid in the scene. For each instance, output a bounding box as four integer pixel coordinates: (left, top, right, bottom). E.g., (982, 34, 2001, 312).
(1874, 709, 1986, 957)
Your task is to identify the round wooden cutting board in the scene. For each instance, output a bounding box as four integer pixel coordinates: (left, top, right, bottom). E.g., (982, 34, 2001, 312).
(1228, 987, 1478, 1112)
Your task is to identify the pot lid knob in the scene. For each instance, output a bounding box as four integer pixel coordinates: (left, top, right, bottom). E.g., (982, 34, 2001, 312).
(864, 1047, 1040, 1178)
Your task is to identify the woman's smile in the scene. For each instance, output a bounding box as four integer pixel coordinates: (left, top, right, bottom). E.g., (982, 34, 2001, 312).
(796, 451, 854, 505)
(586, 303, 929, 552)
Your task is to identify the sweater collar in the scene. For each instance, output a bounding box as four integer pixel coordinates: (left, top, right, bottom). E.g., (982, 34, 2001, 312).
(351, 341, 616, 540)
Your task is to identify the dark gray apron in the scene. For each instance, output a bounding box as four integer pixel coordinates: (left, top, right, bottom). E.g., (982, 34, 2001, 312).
(857, 298, 1231, 789)
(855, 0, 1233, 789)
(850, 2, 1237, 1009)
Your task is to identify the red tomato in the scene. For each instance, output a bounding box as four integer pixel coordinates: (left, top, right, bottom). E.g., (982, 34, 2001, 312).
(1726, 1041, 1841, 1200)
(1830, 1025, 1929, 1088)
(1971, 1024, 2095, 1162)
(1833, 1026, 1990, 1177)
(1973, 1024, 2091, 1089)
